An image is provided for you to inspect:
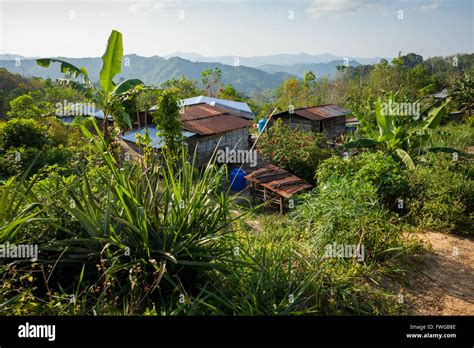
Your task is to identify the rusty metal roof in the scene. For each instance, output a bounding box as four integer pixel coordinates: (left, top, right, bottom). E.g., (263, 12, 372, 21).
(245, 164, 313, 198)
(181, 104, 252, 136)
(275, 104, 351, 122)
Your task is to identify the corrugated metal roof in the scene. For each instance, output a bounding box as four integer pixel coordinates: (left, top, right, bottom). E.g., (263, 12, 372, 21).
(431, 89, 449, 99)
(55, 103, 112, 120)
(118, 126, 196, 149)
(275, 104, 351, 122)
(181, 104, 253, 136)
(183, 115, 252, 135)
(149, 96, 255, 120)
(245, 164, 312, 198)
(181, 104, 230, 121)
(182, 96, 255, 119)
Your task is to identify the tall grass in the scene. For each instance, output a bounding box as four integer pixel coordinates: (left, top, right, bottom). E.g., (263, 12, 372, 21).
(426, 122, 474, 150)
(0, 165, 41, 244)
(292, 178, 406, 263)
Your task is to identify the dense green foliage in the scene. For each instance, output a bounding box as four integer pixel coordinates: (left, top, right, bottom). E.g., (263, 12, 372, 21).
(407, 166, 473, 234)
(258, 119, 331, 183)
(293, 178, 406, 263)
(152, 90, 183, 156)
(316, 151, 408, 207)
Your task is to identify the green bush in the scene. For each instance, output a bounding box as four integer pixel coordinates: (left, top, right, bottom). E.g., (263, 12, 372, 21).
(0, 146, 72, 178)
(0, 118, 48, 150)
(316, 151, 408, 207)
(258, 119, 331, 183)
(407, 166, 473, 233)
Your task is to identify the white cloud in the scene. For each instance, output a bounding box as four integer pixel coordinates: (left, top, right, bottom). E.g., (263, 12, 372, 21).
(418, 0, 441, 12)
(306, 0, 382, 18)
(128, 1, 177, 15)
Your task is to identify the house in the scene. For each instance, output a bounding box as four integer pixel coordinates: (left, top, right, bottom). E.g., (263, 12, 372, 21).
(430, 89, 449, 100)
(182, 103, 253, 166)
(149, 96, 255, 120)
(117, 126, 196, 162)
(119, 103, 253, 166)
(269, 104, 350, 139)
(179, 96, 255, 120)
(54, 103, 113, 126)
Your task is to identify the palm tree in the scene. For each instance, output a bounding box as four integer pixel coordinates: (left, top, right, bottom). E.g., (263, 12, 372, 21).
(36, 30, 143, 143)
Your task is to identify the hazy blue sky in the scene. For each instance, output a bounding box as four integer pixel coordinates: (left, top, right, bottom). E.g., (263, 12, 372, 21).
(0, 0, 472, 58)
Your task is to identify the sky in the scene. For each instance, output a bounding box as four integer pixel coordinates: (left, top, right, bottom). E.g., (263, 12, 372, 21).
(0, 0, 472, 59)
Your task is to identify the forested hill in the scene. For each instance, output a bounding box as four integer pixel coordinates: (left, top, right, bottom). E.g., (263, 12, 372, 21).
(0, 54, 294, 95)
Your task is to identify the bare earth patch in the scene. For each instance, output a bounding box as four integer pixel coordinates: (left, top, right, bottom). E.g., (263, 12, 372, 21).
(400, 231, 474, 315)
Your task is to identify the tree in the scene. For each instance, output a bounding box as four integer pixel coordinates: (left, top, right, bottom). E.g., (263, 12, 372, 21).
(0, 68, 30, 117)
(152, 90, 183, 157)
(218, 84, 243, 101)
(162, 76, 200, 99)
(6, 95, 43, 119)
(275, 78, 304, 110)
(451, 73, 474, 117)
(36, 30, 144, 143)
(201, 68, 222, 97)
(303, 71, 316, 89)
(400, 53, 423, 68)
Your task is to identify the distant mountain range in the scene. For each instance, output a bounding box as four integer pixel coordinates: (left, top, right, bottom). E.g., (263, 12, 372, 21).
(257, 60, 362, 77)
(0, 54, 292, 95)
(163, 52, 387, 67)
(0, 52, 385, 95)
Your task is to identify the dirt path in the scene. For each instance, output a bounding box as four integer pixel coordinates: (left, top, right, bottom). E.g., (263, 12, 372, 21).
(399, 231, 474, 315)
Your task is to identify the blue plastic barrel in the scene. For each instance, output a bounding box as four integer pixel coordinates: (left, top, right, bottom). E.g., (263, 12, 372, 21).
(229, 168, 247, 191)
(257, 118, 267, 133)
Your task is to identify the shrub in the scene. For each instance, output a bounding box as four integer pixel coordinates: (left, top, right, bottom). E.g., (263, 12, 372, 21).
(0, 146, 72, 178)
(407, 166, 473, 233)
(0, 118, 48, 150)
(258, 119, 331, 183)
(316, 151, 408, 207)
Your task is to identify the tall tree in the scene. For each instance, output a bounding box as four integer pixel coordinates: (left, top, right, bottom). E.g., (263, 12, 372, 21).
(152, 90, 183, 158)
(218, 84, 243, 101)
(201, 68, 222, 97)
(6, 95, 43, 119)
(162, 76, 200, 99)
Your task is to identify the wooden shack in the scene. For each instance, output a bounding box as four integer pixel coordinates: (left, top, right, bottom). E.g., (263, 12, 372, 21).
(182, 104, 253, 166)
(270, 104, 350, 139)
(245, 164, 312, 214)
(118, 103, 253, 167)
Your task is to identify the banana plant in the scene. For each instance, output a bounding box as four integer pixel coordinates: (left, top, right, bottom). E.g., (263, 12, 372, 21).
(36, 30, 143, 141)
(342, 98, 461, 169)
